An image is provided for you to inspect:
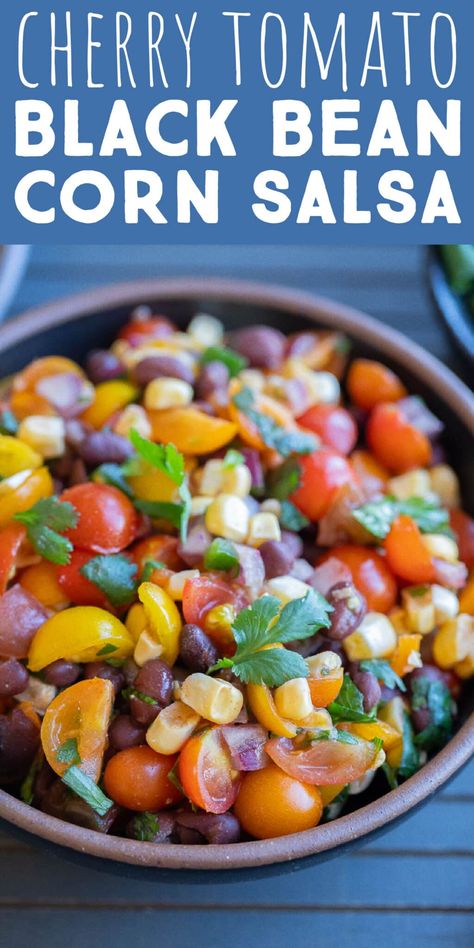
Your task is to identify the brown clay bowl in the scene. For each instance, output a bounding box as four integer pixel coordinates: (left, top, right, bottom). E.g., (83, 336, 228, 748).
(0, 277, 472, 876)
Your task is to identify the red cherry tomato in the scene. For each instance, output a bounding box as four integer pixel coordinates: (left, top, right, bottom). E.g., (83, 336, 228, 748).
(61, 484, 138, 554)
(265, 735, 379, 786)
(290, 450, 357, 522)
(450, 509, 474, 568)
(179, 727, 241, 814)
(297, 405, 357, 456)
(182, 575, 248, 627)
(57, 550, 115, 607)
(320, 545, 397, 613)
(0, 523, 26, 595)
(366, 403, 431, 473)
(384, 515, 436, 584)
(118, 316, 176, 348)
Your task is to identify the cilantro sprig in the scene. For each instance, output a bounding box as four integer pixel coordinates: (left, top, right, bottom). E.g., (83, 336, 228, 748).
(201, 345, 247, 377)
(56, 739, 113, 816)
(209, 590, 333, 686)
(129, 429, 191, 542)
(130, 811, 161, 842)
(327, 674, 377, 724)
(353, 496, 451, 541)
(411, 677, 453, 751)
(14, 497, 78, 565)
(233, 387, 318, 458)
(80, 554, 138, 607)
(359, 659, 407, 693)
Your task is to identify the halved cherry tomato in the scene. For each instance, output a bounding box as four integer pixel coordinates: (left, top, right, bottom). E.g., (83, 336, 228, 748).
(350, 449, 389, 496)
(178, 726, 241, 814)
(0, 467, 54, 529)
(366, 403, 431, 473)
(459, 573, 474, 615)
(81, 380, 138, 430)
(118, 316, 176, 347)
(297, 405, 357, 456)
(246, 683, 297, 738)
(9, 391, 55, 420)
(290, 449, 357, 522)
(61, 483, 138, 553)
(450, 509, 474, 568)
(137, 582, 182, 666)
(182, 575, 248, 630)
(320, 545, 397, 613)
(384, 515, 435, 584)
(390, 633, 422, 677)
(265, 735, 379, 786)
(56, 550, 111, 608)
(234, 763, 323, 839)
(347, 359, 407, 410)
(21, 560, 69, 609)
(13, 356, 84, 393)
(103, 746, 182, 812)
(340, 720, 402, 753)
(131, 535, 184, 576)
(41, 678, 114, 781)
(0, 523, 26, 594)
(228, 380, 295, 451)
(149, 408, 237, 455)
(308, 667, 344, 707)
(0, 435, 42, 478)
(28, 606, 134, 671)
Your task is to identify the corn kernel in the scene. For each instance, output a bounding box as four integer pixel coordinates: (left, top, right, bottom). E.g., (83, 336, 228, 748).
(247, 512, 281, 548)
(299, 708, 333, 728)
(388, 469, 432, 501)
(221, 464, 252, 498)
(431, 584, 459, 623)
(430, 464, 461, 508)
(144, 377, 193, 411)
(190, 495, 213, 516)
(260, 498, 282, 517)
(421, 534, 459, 563)
(167, 569, 200, 601)
(378, 696, 406, 735)
(146, 700, 201, 755)
(239, 369, 265, 391)
(284, 361, 340, 406)
(265, 575, 311, 605)
(180, 673, 243, 725)
(274, 678, 313, 721)
(16, 677, 57, 714)
(344, 612, 397, 661)
(205, 494, 250, 543)
(187, 313, 224, 348)
(402, 586, 436, 634)
(198, 459, 225, 496)
(18, 416, 65, 459)
(114, 404, 152, 439)
(433, 614, 474, 669)
(134, 629, 164, 667)
(306, 651, 342, 677)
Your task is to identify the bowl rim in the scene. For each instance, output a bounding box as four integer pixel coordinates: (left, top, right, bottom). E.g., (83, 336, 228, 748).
(0, 275, 472, 871)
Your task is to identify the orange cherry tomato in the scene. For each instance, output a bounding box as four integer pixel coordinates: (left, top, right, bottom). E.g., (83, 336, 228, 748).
(350, 449, 389, 496)
(384, 515, 436, 584)
(320, 545, 397, 613)
(366, 403, 431, 473)
(390, 633, 422, 677)
(347, 359, 407, 410)
(41, 678, 114, 781)
(450, 509, 474, 568)
(61, 483, 138, 554)
(118, 316, 176, 347)
(182, 575, 248, 629)
(178, 727, 241, 814)
(297, 405, 357, 456)
(308, 667, 344, 708)
(13, 356, 84, 393)
(131, 535, 184, 576)
(0, 467, 54, 529)
(234, 763, 323, 839)
(290, 449, 357, 522)
(459, 573, 474, 615)
(0, 523, 26, 594)
(9, 391, 56, 420)
(56, 550, 111, 607)
(149, 408, 237, 456)
(103, 745, 182, 812)
(266, 735, 379, 786)
(20, 560, 69, 609)
(228, 380, 296, 451)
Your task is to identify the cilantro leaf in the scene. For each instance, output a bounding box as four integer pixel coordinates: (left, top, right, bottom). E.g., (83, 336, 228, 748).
(270, 590, 332, 643)
(61, 766, 113, 816)
(0, 409, 18, 435)
(27, 524, 74, 566)
(135, 498, 190, 541)
(131, 811, 161, 842)
(97, 643, 119, 657)
(204, 538, 239, 572)
(398, 711, 420, 778)
(20, 750, 44, 804)
(230, 647, 308, 686)
(233, 387, 317, 458)
(129, 429, 185, 485)
(353, 496, 451, 541)
(359, 659, 407, 693)
(56, 738, 81, 767)
(15, 497, 78, 565)
(223, 449, 244, 469)
(80, 554, 137, 607)
(279, 500, 309, 531)
(267, 458, 301, 500)
(411, 677, 453, 751)
(201, 345, 248, 377)
(122, 686, 158, 706)
(231, 596, 281, 656)
(328, 674, 376, 723)
(92, 462, 134, 498)
(382, 761, 399, 790)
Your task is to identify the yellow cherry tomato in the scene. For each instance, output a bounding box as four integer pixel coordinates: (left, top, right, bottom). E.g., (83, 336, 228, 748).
(20, 560, 69, 610)
(128, 464, 177, 503)
(318, 783, 346, 806)
(125, 602, 148, 643)
(28, 605, 134, 671)
(137, 581, 182, 665)
(341, 719, 403, 753)
(0, 435, 42, 478)
(149, 408, 237, 455)
(81, 380, 138, 429)
(246, 682, 298, 738)
(41, 678, 114, 781)
(0, 467, 54, 528)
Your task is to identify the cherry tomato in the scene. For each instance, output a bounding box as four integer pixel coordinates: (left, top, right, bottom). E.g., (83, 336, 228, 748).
(41, 678, 114, 781)
(290, 450, 357, 522)
(233, 763, 323, 839)
(57, 550, 111, 608)
(347, 359, 407, 410)
(131, 535, 184, 576)
(308, 667, 344, 707)
(450, 509, 474, 568)
(178, 727, 241, 814)
(384, 515, 435, 584)
(20, 560, 69, 609)
(297, 405, 357, 456)
(321, 545, 397, 613)
(350, 449, 389, 496)
(182, 575, 248, 629)
(266, 735, 379, 785)
(118, 316, 176, 347)
(61, 483, 138, 553)
(0, 523, 26, 595)
(103, 745, 182, 812)
(366, 403, 431, 473)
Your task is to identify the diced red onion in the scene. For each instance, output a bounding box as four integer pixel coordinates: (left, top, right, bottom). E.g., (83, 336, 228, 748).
(241, 448, 264, 491)
(432, 558, 468, 590)
(290, 558, 315, 582)
(36, 373, 93, 419)
(284, 378, 310, 415)
(221, 724, 269, 771)
(286, 332, 316, 358)
(177, 518, 212, 567)
(0, 585, 49, 659)
(234, 544, 265, 597)
(311, 557, 352, 596)
(398, 396, 444, 439)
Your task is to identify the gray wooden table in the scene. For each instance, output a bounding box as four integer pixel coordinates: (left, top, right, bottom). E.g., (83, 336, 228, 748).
(1, 245, 473, 948)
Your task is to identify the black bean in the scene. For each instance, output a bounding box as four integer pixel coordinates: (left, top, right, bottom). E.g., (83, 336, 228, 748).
(41, 779, 120, 833)
(133, 356, 194, 387)
(108, 714, 146, 751)
(130, 659, 174, 726)
(175, 811, 241, 844)
(0, 707, 40, 783)
(129, 696, 160, 727)
(43, 660, 81, 689)
(83, 662, 125, 696)
(64, 420, 93, 451)
(195, 361, 229, 400)
(69, 458, 89, 486)
(86, 350, 124, 384)
(260, 540, 295, 579)
(326, 582, 367, 641)
(179, 624, 219, 672)
(0, 659, 29, 697)
(79, 430, 134, 467)
(230, 325, 286, 370)
(352, 669, 381, 713)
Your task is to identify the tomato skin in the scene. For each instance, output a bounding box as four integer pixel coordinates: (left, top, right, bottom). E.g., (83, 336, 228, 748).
(61, 483, 138, 554)
(366, 403, 431, 473)
(179, 727, 241, 814)
(118, 316, 176, 347)
(321, 545, 397, 613)
(450, 509, 474, 568)
(297, 405, 357, 456)
(0, 523, 26, 595)
(384, 515, 435, 584)
(103, 746, 181, 812)
(182, 575, 248, 628)
(233, 763, 323, 839)
(308, 669, 344, 707)
(57, 550, 111, 608)
(131, 535, 184, 576)
(265, 736, 378, 786)
(290, 450, 356, 522)
(347, 359, 407, 410)
(41, 678, 114, 782)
